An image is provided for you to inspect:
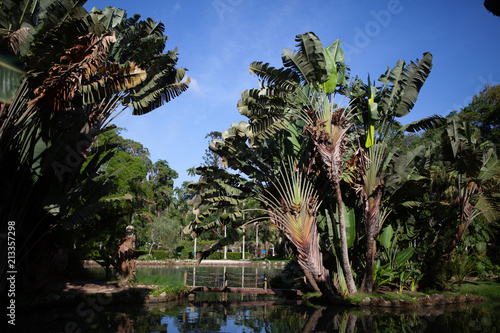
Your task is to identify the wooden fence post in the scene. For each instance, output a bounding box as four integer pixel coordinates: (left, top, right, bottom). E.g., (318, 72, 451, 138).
(184, 270, 187, 286)
(264, 274, 268, 293)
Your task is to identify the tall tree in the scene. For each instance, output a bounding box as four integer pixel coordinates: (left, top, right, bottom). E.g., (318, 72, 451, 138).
(348, 53, 436, 292)
(458, 84, 500, 147)
(202, 131, 223, 167)
(0, 1, 189, 291)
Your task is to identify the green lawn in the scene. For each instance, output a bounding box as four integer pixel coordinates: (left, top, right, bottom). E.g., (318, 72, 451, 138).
(457, 279, 500, 301)
(134, 271, 188, 297)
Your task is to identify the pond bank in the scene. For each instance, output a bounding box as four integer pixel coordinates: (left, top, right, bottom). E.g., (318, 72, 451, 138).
(17, 280, 188, 310)
(83, 259, 287, 268)
(358, 293, 484, 311)
(18, 279, 486, 314)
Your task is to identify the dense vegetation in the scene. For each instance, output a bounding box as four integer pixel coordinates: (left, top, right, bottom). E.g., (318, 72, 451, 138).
(186, 33, 500, 298)
(0, 1, 498, 303)
(0, 0, 190, 291)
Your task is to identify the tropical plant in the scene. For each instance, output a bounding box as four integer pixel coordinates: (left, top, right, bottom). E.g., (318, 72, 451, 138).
(234, 32, 358, 294)
(457, 83, 500, 147)
(373, 224, 419, 292)
(347, 52, 438, 292)
(0, 1, 188, 291)
(258, 160, 335, 296)
(418, 116, 500, 287)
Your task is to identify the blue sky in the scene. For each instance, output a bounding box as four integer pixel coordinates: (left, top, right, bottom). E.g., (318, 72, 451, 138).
(84, 0, 500, 188)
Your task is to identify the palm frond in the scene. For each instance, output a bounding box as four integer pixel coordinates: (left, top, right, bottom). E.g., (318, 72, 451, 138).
(29, 32, 117, 111)
(400, 114, 445, 133)
(394, 52, 433, 117)
(291, 32, 331, 83)
(249, 61, 300, 91)
(79, 62, 147, 105)
(128, 76, 190, 115)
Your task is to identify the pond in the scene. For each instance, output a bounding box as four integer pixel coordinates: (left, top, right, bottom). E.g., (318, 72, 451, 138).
(16, 265, 500, 332)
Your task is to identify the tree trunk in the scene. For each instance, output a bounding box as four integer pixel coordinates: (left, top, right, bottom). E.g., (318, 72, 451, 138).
(361, 233, 376, 292)
(301, 307, 325, 333)
(361, 191, 382, 293)
(296, 225, 337, 299)
(334, 181, 357, 294)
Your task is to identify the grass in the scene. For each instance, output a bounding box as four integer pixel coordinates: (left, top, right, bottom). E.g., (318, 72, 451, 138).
(345, 291, 426, 305)
(338, 278, 500, 305)
(456, 279, 500, 301)
(134, 272, 189, 297)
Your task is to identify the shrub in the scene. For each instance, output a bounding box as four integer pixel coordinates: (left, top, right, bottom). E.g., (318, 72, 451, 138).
(151, 250, 170, 260)
(226, 252, 251, 260)
(208, 252, 223, 260)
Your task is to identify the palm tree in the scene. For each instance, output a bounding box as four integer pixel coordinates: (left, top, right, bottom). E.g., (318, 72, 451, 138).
(303, 102, 358, 294)
(236, 32, 357, 295)
(0, 1, 189, 291)
(348, 53, 435, 292)
(187, 167, 197, 180)
(259, 161, 336, 296)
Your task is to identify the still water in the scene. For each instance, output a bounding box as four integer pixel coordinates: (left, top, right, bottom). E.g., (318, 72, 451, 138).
(16, 265, 500, 332)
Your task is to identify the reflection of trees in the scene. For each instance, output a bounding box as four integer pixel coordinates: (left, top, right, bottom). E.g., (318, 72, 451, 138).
(18, 300, 500, 332)
(175, 305, 226, 332)
(169, 302, 310, 333)
(264, 305, 310, 333)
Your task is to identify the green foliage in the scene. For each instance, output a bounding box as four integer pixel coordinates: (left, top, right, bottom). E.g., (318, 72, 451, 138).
(0, 49, 24, 102)
(226, 252, 251, 260)
(208, 251, 223, 260)
(150, 250, 170, 260)
(0, 1, 188, 291)
(137, 254, 154, 261)
(457, 84, 500, 146)
(458, 279, 500, 301)
(436, 251, 477, 290)
(135, 270, 187, 296)
(373, 224, 421, 292)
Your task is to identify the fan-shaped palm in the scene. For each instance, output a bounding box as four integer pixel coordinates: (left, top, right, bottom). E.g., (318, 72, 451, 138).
(259, 161, 335, 296)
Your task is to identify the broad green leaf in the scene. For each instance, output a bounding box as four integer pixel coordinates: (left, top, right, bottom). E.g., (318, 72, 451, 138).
(394, 52, 433, 117)
(379, 225, 394, 250)
(326, 39, 345, 86)
(344, 204, 356, 248)
(90, 6, 126, 30)
(365, 124, 375, 148)
(0, 50, 24, 102)
(395, 247, 415, 266)
(294, 32, 331, 83)
(479, 148, 500, 181)
(323, 48, 337, 94)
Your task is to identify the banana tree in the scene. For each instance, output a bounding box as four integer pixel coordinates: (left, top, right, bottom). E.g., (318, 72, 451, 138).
(236, 32, 357, 294)
(348, 52, 436, 292)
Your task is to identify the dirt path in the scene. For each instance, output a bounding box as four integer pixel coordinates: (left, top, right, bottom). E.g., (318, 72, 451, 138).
(43, 280, 154, 294)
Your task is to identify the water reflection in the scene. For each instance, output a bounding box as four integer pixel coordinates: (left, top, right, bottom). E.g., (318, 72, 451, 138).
(17, 295, 500, 332)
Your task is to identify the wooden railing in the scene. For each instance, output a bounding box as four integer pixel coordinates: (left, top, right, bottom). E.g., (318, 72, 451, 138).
(184, 269, 268, 292)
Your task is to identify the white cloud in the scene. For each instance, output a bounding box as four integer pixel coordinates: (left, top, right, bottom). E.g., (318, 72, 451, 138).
(189, 77, 201, 93)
